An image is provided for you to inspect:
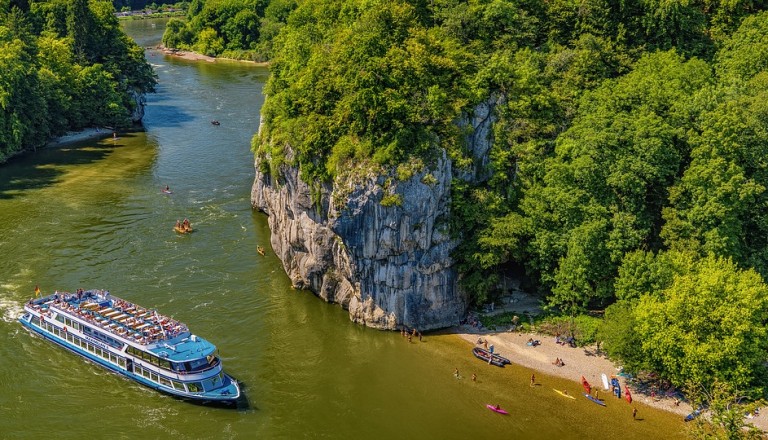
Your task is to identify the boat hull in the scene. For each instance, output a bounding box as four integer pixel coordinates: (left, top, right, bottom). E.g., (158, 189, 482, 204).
(19, 312, 240, 406)
(472, 347, 510, 367)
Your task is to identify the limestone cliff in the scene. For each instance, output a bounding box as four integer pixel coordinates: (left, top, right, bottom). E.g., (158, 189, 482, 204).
(251, 98, 498, 331)
(129, 89, 146, 124)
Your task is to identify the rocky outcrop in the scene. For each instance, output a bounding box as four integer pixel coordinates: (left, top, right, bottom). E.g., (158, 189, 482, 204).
(251, 98, 498, 331)
(129, 89, 146, 124)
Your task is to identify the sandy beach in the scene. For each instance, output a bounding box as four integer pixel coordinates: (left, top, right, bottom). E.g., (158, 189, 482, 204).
(156, 46, 269, 66)
(452, 324, 768, 432)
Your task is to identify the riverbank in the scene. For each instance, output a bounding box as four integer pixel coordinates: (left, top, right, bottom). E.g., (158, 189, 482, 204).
(46, 128, 115, 147)
(156, 45, 269, 66)
(452, 325, 768, 432)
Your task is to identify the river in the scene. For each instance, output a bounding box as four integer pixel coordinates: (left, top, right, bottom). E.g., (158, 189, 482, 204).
(0, 18, 685, 439)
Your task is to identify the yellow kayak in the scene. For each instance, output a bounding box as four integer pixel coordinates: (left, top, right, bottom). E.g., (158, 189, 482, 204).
(554, 389, 575, 400)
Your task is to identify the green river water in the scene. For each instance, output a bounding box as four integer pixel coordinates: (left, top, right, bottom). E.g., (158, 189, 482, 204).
(0, 18, 686, 440)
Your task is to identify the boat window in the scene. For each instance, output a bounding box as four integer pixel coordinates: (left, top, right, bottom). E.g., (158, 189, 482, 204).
(150, 373, 158, 382)
(55, 314, 65, 323)
(118, 358, 126, 368)
(172, 381, 184, 391)
(159, 376, 172, 387)
(188, 358, 208, 372)
(187, 382, 202, 393)
(158, 359, 171, 370)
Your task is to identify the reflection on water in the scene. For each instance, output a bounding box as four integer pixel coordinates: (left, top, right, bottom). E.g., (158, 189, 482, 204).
(0, 18, 686, 440)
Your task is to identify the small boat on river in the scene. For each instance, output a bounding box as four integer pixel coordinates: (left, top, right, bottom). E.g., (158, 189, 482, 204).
(486, 404, 509, 414)
(19, 289, 241, 405)
(174, 225, 193, 234)
(471, 347, 510, 367)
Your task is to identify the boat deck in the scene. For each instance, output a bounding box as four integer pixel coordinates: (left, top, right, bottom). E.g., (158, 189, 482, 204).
(29, 290, 189, 346)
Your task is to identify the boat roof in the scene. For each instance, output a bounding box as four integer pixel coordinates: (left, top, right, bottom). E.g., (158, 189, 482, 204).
(150, 335, 216, 362)
(27, 289, 204, 354)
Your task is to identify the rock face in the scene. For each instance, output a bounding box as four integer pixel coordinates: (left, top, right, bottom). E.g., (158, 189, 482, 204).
(251, 99, 497, 331)
(129, 89, 146, 124)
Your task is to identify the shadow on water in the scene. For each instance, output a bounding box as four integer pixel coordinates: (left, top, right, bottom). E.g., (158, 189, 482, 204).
(142, 101, 196, 128)
(0, 135, 142, 199)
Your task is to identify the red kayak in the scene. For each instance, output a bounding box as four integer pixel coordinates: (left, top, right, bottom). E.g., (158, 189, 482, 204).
(486, 404, 509, 415)
(625, 385, 632, 404)
(581, 376, 591, 394)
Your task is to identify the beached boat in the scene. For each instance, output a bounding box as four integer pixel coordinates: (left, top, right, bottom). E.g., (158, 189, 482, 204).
(684, 408, 702, 422)
(19, 289, 241, 405)
(581, 376, 592, 394)
(584, 393, 606, 407)
(554, 389, 575, 400)
(471, 347, 510, 367)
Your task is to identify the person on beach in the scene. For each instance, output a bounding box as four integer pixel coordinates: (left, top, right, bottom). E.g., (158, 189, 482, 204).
(632, 407, 637, 419)
(530, 374, 535, 386)
(454, 368, 459, 378)
(472, 373, 476, 382)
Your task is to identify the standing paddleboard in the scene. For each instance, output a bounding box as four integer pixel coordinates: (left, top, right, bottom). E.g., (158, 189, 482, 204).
(601, 373, 609, 390)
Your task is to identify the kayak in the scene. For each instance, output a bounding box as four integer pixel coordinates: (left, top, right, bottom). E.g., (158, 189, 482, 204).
(625, 385, 632, 404)
(486, 404, 509, 415)
(554, 389, 575, 400)
(581, 376, 592, 394)
(584, 393, 606, 407)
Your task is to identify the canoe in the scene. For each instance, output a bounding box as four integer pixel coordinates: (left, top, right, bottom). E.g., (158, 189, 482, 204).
(554, 389, 575, 400)
(581, 376, 592, 394)
(584, 393, 606, 407)
(486, 404, 509, 415)
(471, 347, 507, 367)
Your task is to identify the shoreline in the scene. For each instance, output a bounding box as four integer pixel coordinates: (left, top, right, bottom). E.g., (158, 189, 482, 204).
(45, 128, 116, 147)
(155, 45, 269, 66)
(451, 325, 768, 432)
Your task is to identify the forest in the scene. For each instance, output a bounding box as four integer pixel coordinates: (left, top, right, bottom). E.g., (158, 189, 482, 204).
(241, 0, 768, 424)
(0, 0, 156, 162)
(161, 0, 294, 60)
